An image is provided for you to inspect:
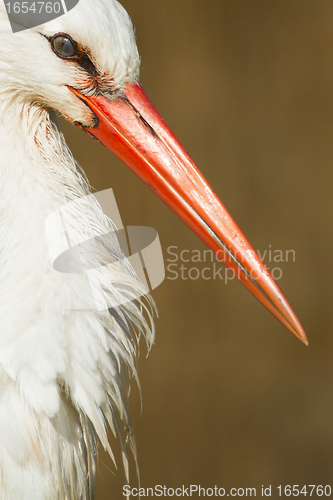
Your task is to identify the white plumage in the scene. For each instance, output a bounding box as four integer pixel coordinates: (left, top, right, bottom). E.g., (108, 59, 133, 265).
(0, 1, 153, 498)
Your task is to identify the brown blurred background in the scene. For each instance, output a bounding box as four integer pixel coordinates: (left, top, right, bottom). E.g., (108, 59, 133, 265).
(62, 0, 333, 497)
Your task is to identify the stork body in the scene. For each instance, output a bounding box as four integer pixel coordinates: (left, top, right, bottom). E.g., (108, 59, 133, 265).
(0, 1, 306, 499)
(0, 3, 152, 498)
(0, 104, 152, 499)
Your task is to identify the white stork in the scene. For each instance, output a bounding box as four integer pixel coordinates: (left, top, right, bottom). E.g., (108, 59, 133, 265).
(0, 0, 307, 498)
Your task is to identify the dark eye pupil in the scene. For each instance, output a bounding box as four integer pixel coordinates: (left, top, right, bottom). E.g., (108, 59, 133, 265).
(52, 35, 77, 59)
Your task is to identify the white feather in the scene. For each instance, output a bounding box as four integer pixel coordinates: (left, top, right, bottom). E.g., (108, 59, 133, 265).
(0, 1, 154, 498)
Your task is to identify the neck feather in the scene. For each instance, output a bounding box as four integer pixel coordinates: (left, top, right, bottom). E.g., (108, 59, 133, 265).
(0, 101, 154, 499)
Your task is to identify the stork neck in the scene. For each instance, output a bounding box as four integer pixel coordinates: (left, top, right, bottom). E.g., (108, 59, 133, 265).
(0, 101, 88, 214)
(0, 101, 89, 288)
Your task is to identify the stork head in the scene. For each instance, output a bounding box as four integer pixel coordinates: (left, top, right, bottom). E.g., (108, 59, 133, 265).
(0, 0, 307, 344)
(0, 0, 140, 123)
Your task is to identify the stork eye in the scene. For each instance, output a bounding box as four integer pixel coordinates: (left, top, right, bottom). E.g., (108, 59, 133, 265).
(51, 34, 79, 59)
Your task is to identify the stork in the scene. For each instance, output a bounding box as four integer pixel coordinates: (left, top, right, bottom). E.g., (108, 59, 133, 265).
(0, 0, 307, 498)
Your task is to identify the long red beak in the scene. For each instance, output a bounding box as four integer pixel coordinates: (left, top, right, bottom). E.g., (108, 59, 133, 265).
(68, 82, 307, 345)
